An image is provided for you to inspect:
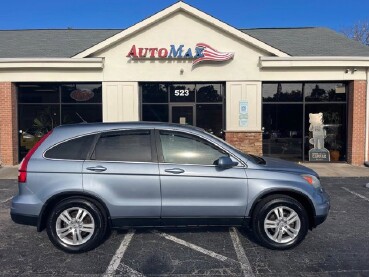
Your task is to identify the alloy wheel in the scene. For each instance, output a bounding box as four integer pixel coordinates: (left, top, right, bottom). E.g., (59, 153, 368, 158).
(263, 206, 301, 244)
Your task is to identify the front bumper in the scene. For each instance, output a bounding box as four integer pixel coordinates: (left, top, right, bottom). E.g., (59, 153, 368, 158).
(312, 189, 330, 227)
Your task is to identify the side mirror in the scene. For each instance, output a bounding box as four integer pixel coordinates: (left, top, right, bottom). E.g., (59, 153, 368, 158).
(216, 156, 238, 169)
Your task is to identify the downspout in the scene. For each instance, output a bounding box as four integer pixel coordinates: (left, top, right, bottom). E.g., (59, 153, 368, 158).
(365, 67, 369, 165)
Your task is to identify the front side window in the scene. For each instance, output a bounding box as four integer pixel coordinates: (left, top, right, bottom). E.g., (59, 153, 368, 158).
(159, 131, 227, 165)
(93, 130, 152, 162)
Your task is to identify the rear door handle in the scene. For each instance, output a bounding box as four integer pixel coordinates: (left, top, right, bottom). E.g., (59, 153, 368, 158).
(86, 166, 107, 172)
(164, 168, 185, 174)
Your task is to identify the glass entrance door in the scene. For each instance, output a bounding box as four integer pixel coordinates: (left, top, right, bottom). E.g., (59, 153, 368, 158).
(170, 105, 194, 125)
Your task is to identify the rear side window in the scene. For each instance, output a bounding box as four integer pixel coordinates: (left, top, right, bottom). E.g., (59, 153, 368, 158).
(93, 130, 152, 162)
(44, 135, 95, 160)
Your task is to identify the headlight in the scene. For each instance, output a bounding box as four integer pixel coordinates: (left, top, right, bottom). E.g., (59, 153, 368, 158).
(301, 174, 321, 189)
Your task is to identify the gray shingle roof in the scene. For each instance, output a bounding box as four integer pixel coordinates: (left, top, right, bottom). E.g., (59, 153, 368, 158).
(241, 27, 369, 56)
(1, 27, 369, 58)
(0, 29, 121, 58)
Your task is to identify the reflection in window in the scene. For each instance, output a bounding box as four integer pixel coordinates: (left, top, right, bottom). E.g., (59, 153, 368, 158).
(169, 84, 196, 102)
(18, 83, 59, 103)
(142, 83, 168, 103)
(61, 104, 102, 124)
(197, 104, 223, 138)
(196, 84, 223, 102)
(263, 83, 303, 102)
(160, 131, 226, 165)
(142, 105, 169, 122)
(304, 83, 346, 102)
(262, 104, 303, 161)
(61, 83, 102, 103)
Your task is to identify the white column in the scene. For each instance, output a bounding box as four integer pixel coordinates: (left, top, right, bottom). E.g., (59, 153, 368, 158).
(102, 82, 139, 122)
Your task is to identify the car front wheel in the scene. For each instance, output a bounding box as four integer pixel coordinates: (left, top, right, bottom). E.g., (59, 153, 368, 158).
(46, 197, 107, 253)
(252, 195, 309, 250)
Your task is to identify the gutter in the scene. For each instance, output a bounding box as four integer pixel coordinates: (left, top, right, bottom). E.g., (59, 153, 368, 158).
(0, 58, 104, 69)
(259, 56, 369, 68)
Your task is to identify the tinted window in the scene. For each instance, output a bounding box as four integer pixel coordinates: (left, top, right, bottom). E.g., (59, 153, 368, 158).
(61, 83, 102, 103)
(18, 83, 60, 104)
(304, 83, 346, 102)
(45, 135, 95, 160)
(94, 130, 152, 162)
(169, 84, 195, 102)
(142, 104, 169, 122)
(196, 84, 223, 102)
(263, 83, 303, 102)
(142, 83, 168, 103)
(159, 131, 226, 165)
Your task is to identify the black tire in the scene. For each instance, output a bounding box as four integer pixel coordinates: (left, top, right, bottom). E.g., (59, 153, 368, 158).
(46, 197, 107, 253)
(252, 195, 309, 250)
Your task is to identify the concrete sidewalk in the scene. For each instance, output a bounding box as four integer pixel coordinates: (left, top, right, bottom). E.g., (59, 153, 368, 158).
(0, 166, 18, 179)
(0, 163, 368, 179)
(300, 162, 369, 177)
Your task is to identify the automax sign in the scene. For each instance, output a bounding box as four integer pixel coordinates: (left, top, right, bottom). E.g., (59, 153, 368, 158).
(126, 43, 234, 65)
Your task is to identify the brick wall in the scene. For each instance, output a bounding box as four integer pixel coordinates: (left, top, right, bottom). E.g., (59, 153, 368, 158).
(0, 82, 18, 165)
(225, 131, 262, 156)
(347, 80, 366, 166)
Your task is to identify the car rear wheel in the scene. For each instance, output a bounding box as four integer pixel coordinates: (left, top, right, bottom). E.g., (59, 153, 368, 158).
(252, 195, 309, 250)
(46, 197, 107, 253)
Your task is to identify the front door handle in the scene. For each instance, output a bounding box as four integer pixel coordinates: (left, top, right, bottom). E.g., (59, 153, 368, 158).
(164, 168, 185, 174)
(86, 166, 107, 172)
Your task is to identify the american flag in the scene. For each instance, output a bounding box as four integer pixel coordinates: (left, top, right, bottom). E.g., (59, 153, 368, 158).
(193, 43, 234, 66)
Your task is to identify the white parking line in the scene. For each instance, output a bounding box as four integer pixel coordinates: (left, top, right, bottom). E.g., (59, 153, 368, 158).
(229, 227, 255, 277)
(0, 197, 12, 204)
(342, 187, 369, 202)
(103, 229, 138, 277)
(116, 263, 145, 277)
(153, 230, 239, 264)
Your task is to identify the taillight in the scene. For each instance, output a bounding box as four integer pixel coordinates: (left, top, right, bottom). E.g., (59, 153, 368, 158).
(18, 130, 53, 183)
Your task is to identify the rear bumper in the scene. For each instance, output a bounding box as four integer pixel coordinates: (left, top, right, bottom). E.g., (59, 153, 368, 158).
(11, 212, 38, 227)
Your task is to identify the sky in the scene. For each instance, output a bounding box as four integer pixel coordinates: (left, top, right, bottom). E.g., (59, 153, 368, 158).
(1, 0, 368, 32)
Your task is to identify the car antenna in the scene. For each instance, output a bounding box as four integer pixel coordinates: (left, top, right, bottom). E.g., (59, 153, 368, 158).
(76, 112, 87, 123)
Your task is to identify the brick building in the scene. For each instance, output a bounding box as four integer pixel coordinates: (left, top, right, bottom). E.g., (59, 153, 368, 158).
(0, 2, 369, 165)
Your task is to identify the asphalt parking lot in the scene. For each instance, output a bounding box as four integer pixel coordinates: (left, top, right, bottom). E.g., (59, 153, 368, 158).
(1, 177, 369, 277)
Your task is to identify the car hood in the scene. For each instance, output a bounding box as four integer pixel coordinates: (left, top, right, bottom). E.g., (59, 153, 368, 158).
(256, 156, 319, 177)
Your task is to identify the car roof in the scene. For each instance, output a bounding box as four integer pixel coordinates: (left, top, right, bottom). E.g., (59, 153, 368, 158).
(55, 121, 204, 132)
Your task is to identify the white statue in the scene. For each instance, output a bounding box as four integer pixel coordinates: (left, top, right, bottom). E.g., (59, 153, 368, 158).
(309, 113, 326, 149)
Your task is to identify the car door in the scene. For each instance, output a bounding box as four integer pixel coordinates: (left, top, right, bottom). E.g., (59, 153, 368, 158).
(82, 129, 161, 227)
(156, 129, 248, 225)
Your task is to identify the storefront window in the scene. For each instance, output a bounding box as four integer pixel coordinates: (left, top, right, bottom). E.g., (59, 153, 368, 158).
(141, 83, 168, 103)
(262, 82, 347, 162)
(263, 83, 303, 102)
(196, 84, 223, 102)
(142, 104, 169, 122)
(169, 84, 196, 102)
(263, 104, 303, 161)
(17, 83, 102, 161)
(141, 83, 224, 138)
(304, 83, 346, 102)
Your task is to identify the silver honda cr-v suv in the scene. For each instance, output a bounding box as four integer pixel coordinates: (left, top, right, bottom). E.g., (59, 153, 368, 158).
(11, 122, 330, 253)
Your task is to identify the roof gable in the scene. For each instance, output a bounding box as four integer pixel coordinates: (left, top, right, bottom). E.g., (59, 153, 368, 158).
(72, 1, 289, 58)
